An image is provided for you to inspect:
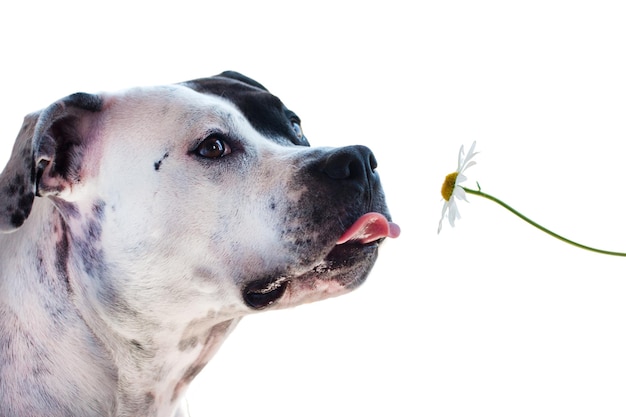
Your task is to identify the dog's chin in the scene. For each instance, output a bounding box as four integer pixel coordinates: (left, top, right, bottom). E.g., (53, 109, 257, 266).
(242, 239, 382, 310)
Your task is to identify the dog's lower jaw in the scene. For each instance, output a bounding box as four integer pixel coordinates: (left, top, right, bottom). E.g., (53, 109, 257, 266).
(243, 238, 383, 311)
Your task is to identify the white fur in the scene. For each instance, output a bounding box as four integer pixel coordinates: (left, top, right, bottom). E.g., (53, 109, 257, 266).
(0, 80, 389, 416)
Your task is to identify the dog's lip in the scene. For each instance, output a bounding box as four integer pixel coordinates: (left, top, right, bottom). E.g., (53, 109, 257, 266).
(243, 276, 290, 310)
(337, 212, 401, 245)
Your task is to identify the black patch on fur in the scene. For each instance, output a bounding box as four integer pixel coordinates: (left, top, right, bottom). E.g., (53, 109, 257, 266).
(178, 336, 199, 351)
(153, 152, 169, 171)
(48, 116, 84, 180)
(182, 71, 310, 147)
(9, 191, 34, 228)
(75, 201, 105, 279)
(66, 92, 104, 113)
(35, 92, 102, 191)
(144, 392, 155, 406)
(6, 174, 24, 196)
(92, 200, 105, 220)
(54, 200, 81, 219)
(55, 217, 72, 295)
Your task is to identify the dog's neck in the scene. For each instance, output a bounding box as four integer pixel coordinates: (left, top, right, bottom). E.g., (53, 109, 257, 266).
(0, 198, 239, 417)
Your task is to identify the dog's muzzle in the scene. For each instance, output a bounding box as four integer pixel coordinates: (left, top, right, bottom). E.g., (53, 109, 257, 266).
(242, 146, 401, 310)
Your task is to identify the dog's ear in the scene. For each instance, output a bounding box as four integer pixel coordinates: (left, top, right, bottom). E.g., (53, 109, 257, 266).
(0, 92, 103, 232)
(216, 71, 269, 92)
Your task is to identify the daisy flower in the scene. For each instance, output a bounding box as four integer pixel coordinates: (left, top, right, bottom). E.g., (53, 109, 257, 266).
(438, 141, 478, 233)
(437, 142, 626, 257)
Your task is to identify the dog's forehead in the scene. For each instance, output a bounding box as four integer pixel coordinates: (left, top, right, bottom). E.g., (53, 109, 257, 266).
(110, 84, 232, 116)
(93, 86, 237, 151)
(102, 78, 307, 147)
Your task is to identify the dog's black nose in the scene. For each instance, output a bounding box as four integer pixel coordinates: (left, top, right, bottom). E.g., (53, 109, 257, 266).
(320, 145, 378, 181)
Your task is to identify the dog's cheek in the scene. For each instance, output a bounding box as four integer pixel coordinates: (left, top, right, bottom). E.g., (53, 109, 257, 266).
(242, 159, 335, 263)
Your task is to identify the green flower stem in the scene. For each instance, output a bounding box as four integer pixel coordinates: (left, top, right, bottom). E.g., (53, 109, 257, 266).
(462, 186, 626, 257)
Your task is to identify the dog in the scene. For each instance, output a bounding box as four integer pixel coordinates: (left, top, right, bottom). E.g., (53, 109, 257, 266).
(0, 71, 400, 416)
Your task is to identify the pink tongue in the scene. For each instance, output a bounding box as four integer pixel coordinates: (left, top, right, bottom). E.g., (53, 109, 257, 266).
(337, 212, 401, 245)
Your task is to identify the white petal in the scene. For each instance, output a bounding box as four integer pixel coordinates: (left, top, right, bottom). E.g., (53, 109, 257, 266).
(454, 185, 468, 201)
(467, 140, 477, 157)
(466, 142, 478, 158)
(454, 200, 462, 220)
(457, 144, 465, 171)
(450, 201, 463, 227)
(448, 200, 458, 226)
(440, 201, 450, 216)
(460, 141, 479, 172)
(460, 160, 476, 173)
(438, 202, 449, 233)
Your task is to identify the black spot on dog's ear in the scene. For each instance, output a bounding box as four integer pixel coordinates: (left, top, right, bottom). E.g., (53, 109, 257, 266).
(10, 192, 35, 228)
(0, 113, 38, 232)
(65, 92, 104, 113)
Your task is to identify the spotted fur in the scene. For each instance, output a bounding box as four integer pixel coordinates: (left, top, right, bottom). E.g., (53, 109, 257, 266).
(0, 72, 395, 416)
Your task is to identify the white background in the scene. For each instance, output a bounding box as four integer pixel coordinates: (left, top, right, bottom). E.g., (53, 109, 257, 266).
(2, 1, 626, 416)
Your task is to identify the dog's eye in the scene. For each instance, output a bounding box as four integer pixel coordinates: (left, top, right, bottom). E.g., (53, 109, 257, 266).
(194, 135, 232, 159)
(290, 118, 303, 140)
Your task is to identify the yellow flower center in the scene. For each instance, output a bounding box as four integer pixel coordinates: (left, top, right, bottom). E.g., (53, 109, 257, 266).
(441, 172, 458, 201)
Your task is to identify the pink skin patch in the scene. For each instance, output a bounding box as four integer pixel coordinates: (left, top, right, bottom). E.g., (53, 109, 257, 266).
(337, 212, 401, 245)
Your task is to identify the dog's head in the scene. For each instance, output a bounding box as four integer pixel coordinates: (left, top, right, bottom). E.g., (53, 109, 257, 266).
(183, 72, 401, 310)
(0, 71, 399, 410)
(0, 71, 399, 317)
